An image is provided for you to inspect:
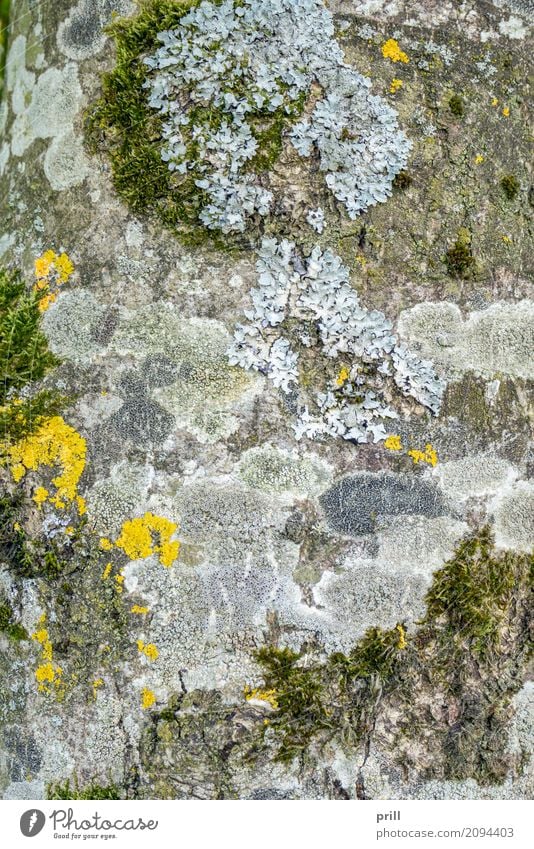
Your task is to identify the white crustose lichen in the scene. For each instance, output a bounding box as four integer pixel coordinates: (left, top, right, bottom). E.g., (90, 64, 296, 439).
(143, 0, 411, 234)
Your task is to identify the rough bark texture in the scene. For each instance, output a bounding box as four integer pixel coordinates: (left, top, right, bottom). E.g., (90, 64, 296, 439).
(0, 0, 532, 800)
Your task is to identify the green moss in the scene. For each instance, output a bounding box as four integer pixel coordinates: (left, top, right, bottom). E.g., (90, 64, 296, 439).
(445, 231, 476, 278)
(86, 1, 210, 245)
(397, 528, 532, 785)
(86, 0, 305, 248)
(0, 0, 9, 97)
(0, 267, 66, 451)
(0, 492, 69, 580)
(253, 529, 532, 780)
(392, 170, 412, 190)
(0, 598, 28, 641)
(421, 526, 523, 658)
(500, 174, 519, 201)
(448, 94, 464, 117)
(47, 778, 122, 800)
(255, 625, 405, 762)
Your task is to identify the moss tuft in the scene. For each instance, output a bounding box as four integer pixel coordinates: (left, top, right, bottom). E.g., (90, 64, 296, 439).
(0, 598, 28, 641)
(392, 170, 412, 190)
(0, 0, 9, 97)
(445, 231, 476, 278)
(500, 174, 519, 201)
(421, 526, 522, 658)
(0, 267, 66, 452)
(46, 778, 122, 800)
(0, 492, 67, 580)
(448, 94, 464, 117)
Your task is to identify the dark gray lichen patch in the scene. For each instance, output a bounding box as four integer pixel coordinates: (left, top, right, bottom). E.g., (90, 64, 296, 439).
(4, 730, 42, 782)
(319, 472, 447, 536)
(58, 0, 133, 61)
(108, 359, 176, 445)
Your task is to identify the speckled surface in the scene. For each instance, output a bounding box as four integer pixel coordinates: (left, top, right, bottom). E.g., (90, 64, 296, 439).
(0, 0, 532, 800)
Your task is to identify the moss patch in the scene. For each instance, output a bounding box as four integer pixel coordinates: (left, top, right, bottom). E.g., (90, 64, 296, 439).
(252, 528, 532, 781)
(47, 778, 121, 800)
(445, 230, 476, 279)
(500, 174, 519, 201)
(0, 267, 66, 452)
(0, 0, 9, 98)
(448, 93, 464, 118)
(0, 597, 28, 641)
(0, 492, 68, 581)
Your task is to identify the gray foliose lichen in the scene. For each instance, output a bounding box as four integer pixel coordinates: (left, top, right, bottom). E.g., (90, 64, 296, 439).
(143, 0, 411, 233)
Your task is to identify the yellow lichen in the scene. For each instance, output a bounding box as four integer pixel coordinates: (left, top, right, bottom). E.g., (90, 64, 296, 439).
(491, 97, 499, 107)
(384, 435, 402, 451)
(381, 38, 409, 64)
(141, 688, 156, 709)
(113, 513, 180, 567)
(396, 624, 407, 650)
(101, 562, 112, 580)
(408, 443, 438, 467)
(32, 616, 62, 692)
(244, 687, 279, 710)
(34, 250, 74, 312)
(502, 106, 510, 117)
(35, 662, 61, 685)
(131, 605, 149, 615)
(92, 678, 104, 699)
(114, 572, 125, 593)
(137, 640, 159, 661)
(474, 154, 484, 165)
(8, 417, 86, 509)
(389, 77, 403, 93)
(99, 538, 114, 551)
(336, 366, 350, 387)
(32, 486, 49, 506)
(32, 628, 48, 645)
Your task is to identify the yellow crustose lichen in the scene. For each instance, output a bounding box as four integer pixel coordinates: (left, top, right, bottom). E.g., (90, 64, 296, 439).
(137, 640, 159, 661)
(336, 366, 350, 387)
(384, 434, 402, 451)
(408, 443, 438, 467)
(110, 513, 181, 567)
(396, 624, 407, 650)
(244, 687, 279, 710)
(389, 78, 403, 94)
(34, 250, 74, 312)
(141, 688, 156, 709)
(32, 615, 63, 693)
(8, 416, 87, 511)
(381, 39, 409, 64)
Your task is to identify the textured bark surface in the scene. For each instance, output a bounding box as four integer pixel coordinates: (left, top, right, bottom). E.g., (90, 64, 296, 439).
(0, 0, 532, 800)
